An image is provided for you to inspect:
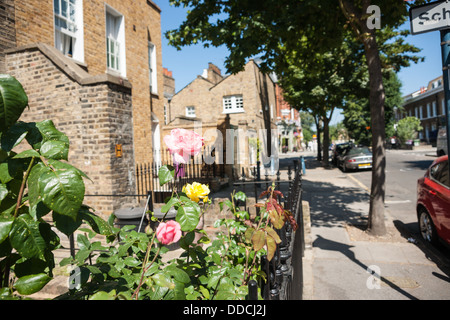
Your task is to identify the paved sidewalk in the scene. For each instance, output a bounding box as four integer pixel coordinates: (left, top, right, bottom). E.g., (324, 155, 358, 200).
(300, 152, 450, 300)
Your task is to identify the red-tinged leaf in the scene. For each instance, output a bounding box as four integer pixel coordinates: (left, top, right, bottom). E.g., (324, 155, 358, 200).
(272, 190, 284, 198)
(266, 236, 276, 261)
(259, 190, 269, 199)
(254, 203, 265, 208)
(265, 226, 281, 244)
(245, 227, 255, 243)
(285, 211, 298, 231)
(251, 229, 265, 251)
(268, 208, 285, 229)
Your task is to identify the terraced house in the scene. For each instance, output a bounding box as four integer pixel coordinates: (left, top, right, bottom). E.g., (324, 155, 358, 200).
(0, 0, 165, 216)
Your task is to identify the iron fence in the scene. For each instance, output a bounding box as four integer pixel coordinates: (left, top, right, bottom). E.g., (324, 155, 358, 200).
(242, 159, 304, 300)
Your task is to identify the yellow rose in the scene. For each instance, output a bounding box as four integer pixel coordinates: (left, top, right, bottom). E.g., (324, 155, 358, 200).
(183, 182, 210, 203)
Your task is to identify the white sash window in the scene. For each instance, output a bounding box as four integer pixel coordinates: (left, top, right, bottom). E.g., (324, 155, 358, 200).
(54, 0, 84, 62)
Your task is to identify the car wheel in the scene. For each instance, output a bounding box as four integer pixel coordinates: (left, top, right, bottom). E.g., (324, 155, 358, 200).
(418, 207, 438, 244)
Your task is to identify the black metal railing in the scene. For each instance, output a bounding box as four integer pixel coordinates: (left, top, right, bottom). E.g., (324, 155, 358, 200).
(243, 159, 304, 300)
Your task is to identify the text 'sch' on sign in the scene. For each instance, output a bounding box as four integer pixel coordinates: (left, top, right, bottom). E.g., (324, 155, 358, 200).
(410, 1, 450, 35)
(115, 144, 123, 157)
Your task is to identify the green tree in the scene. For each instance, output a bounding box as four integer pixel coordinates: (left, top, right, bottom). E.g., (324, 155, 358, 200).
(396, 116, 423, 145)
(344, 70, 403, 145)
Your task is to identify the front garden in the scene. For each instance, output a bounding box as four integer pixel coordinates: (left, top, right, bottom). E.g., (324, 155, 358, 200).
(0, 75, 299, 300)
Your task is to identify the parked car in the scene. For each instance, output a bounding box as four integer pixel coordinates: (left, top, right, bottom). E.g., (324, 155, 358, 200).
(417, 155, 450, 246)
(436, 127, 448, 156)
(338, 146, 372, 172)
(332, 142, 353, 166)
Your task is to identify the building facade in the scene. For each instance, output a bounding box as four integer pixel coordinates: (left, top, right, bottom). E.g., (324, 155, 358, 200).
(275, 84, 301, 152)
(398, 76, 446, 145)
(0, 0, 165, 216)
(167, 61, 278, 177)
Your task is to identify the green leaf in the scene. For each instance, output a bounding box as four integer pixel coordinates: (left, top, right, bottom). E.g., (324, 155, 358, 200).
(158, 165, 175, 186)
(9, 214, 47, 259)
(89, 290, 116, 300)
(14, 273, 52, 295)
(0, 183, 8, 204)
(123, 256, 141, 267)
(39, 140, 69, 161)
(27, 162, 45, 209)
(35, 120, 69, 145)
(38, 165, 85, 219)
(0, 75, 28, 133)
(46, 159, 90, 181)
(0, 217, 13, 243)
(176, 201, 200, 232)
(234, 191, 247, 202)
(152, 273, 175, 289)
(78, 206, 113, 236)
(161, 196, 179, 213)
(0, 122, 29, 151)
(165, 265, 190, 284)
(179, 231, 195, 250)
(12, 149, 40, 159)
(77, 234, 90, 250)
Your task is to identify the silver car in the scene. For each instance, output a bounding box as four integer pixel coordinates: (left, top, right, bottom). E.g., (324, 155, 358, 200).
(338, 146, 372, 172)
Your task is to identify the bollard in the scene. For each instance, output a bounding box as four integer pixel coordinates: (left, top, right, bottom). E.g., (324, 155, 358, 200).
(301, 156, 306, 175)
(248, 280, 258, 300)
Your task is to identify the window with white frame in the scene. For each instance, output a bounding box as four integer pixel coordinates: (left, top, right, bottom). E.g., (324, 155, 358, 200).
(223, 95, 244, 113)
(148, 42, 157, 94)
(54, 0, 84, 62)
(186, 106, 196, 117)
(432, 101, 437, 117)
(106, 6, 126, 76)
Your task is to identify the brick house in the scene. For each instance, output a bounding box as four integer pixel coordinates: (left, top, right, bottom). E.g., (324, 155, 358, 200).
(275, 83, 301, 152)
(0, 0, 165, 216)
(166, 61, 278, 178)
(398, 75, 446, 145)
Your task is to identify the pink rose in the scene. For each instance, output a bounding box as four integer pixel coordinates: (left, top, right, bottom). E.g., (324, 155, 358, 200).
(163, 129, 204, 164)
(156, 220, 182, 245)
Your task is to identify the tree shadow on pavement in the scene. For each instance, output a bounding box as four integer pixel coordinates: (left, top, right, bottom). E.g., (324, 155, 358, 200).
(403, 160, 434, 171)
(313, 235, 420, 300)
(302, 179, 370, 228)
(393, 220, 450, 280)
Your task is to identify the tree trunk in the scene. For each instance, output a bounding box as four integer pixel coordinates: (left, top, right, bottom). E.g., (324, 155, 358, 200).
(314, 115, 322, 161)
(364, 32, 387, 236)
(322, 116, 330, 166)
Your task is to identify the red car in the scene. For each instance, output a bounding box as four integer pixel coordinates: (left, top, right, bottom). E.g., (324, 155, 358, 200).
(417, 155, 450, 246)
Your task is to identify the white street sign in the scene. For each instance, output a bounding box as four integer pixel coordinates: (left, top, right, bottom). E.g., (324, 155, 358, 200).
(410, 0, 450, 35)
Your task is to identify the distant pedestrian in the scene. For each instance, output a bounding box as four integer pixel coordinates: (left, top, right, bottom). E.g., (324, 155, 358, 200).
(308, 141, 313, 151)
(390, 136, 397, 149)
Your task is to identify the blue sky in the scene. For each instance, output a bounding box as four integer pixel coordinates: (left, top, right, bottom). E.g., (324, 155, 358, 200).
(154, 1, 444, 124)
